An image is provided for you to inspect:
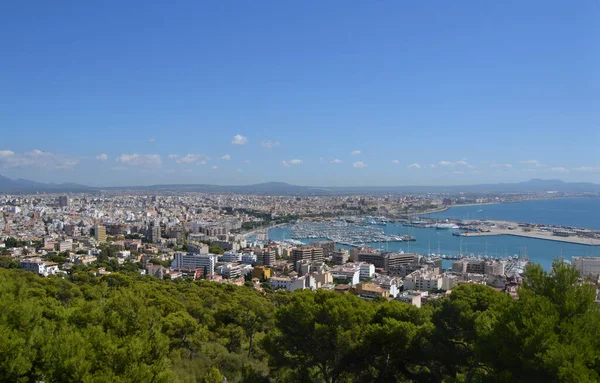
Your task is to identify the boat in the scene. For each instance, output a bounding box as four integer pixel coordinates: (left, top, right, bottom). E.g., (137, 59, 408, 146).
(452, 231, 461, 237)
(434, 223, 460, 230)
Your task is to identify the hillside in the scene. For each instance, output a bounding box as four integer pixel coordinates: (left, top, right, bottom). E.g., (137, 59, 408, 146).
(0, 261, 598, 382)
(2, 174, 600, 195)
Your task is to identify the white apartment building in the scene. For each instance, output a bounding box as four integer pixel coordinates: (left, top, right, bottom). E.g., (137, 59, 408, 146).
(403, 269, 442, 291)
(359, 263, 375, 280)
(330, 265, 360, 286)
(269, 275, 313, 292)
(171, 252, 216, 275)
(117, 250, 132, 260)
(220, 251, 242, 263)
(20, 259, 60, 277)
(441, 274, 458, 290)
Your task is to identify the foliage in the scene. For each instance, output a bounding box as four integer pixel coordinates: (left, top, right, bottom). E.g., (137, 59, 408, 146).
(3, 237, 30, 249)
(0, 260, 598, 382)
(209, 245, 226, 255)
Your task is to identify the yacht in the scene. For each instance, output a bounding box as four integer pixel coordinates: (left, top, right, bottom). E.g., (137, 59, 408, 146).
(434, 223, 459, 230)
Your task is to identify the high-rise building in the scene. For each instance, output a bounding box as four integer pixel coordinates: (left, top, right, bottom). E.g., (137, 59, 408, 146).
(332, 249, 349, 265)
(149, 222, 161, 243)
(357, 251, 417, 271)
(171, 252, 216, 275)
(95, 225, 107, 243)
(58, 196, 69, 208)
(292, 246, 324, 271)
(311, 241, 336, 259)
(258, 247, 276, 267)
(58, 239, 73, 252)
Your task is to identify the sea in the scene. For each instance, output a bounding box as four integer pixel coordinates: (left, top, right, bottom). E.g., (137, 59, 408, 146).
(267, 198, 600, 271)
(427, 197, 600, 230)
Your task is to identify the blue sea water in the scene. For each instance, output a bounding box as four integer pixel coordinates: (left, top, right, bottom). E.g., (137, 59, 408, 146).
(427, 198, 600, 230)
(268, 198, 600, 271)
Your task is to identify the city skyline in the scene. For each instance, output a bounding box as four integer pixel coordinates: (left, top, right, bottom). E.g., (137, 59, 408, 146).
(1, 1, 598, 186)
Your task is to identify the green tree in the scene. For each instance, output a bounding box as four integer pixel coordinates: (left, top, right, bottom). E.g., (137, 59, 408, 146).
(266, 290, 375, 383)
(0, 256, 19, 269)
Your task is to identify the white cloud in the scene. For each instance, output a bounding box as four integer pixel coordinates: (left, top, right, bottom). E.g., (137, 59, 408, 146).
(438, 160, 471, 167)
(282, 159, 303, 167)
(0, 150, 15, 158)
(331, 159, 343, 164)
(490, 163, 512, 168)
(232, 134, 248, 145)
(221, 154, 231, 161)
(452, 171, 464, 175)
(96, 153, 108, 161)
(520, 160, 545, 168)
(168, 154, 206, 164)
(548, 166, 569, 173)
(164, 169, 177, 174)
(0, 149, 79, 170)
(520, 160, 539, 165)
(407, 163, 421, 169)
(391, 160, 400, 164)
(199, 160, 207, 165)
(351, 150, 361, 156)
(212, 165, 218, 169)
(148, 136, 157, 142)
(427, 164, 437, 168)
(236, 168, 243, 173)
(353, 161, 367, 168)
(116, 153, 162, 168)
(244, 160, 251, 164)
(261, 140, 280, 148)
(573, 166, 600, 173)
(183, 169, 192, 173)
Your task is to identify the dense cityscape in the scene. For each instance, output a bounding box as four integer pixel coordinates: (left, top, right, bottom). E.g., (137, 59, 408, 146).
(2, 191, 600, 301)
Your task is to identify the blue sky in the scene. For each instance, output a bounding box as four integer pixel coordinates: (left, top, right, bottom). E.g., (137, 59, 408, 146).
(0, 1, 598, 186)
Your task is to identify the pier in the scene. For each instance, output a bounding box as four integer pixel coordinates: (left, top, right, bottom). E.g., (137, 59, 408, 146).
(458, 220, 600, 246)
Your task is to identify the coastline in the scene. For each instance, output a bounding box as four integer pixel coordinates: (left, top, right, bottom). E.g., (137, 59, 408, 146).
(461, 230, 600, 246)
(242, 222, 288, 237)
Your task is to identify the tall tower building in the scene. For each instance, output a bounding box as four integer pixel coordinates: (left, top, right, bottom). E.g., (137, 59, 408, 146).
(149, 222, 161, 243)
(95, 225, 107, 243)
(58, 196, 69, 208)
(258, 247, 276, 267)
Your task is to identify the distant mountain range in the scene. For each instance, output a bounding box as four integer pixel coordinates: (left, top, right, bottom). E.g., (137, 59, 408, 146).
(0, 174, 90, 193)
(1, 175, 599, 195)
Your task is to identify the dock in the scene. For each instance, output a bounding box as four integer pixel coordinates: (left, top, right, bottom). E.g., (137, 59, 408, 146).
(459, 220, 600, 246)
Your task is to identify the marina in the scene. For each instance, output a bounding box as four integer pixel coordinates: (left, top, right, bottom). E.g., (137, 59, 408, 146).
(290, 218, 415, 247)
(269, 219, 600, 271)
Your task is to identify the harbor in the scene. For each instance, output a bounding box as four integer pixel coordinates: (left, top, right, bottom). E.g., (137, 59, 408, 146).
(268, 215, 600, 271)
(290, 219, 415, 247)
(455, 220, 600, 246)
